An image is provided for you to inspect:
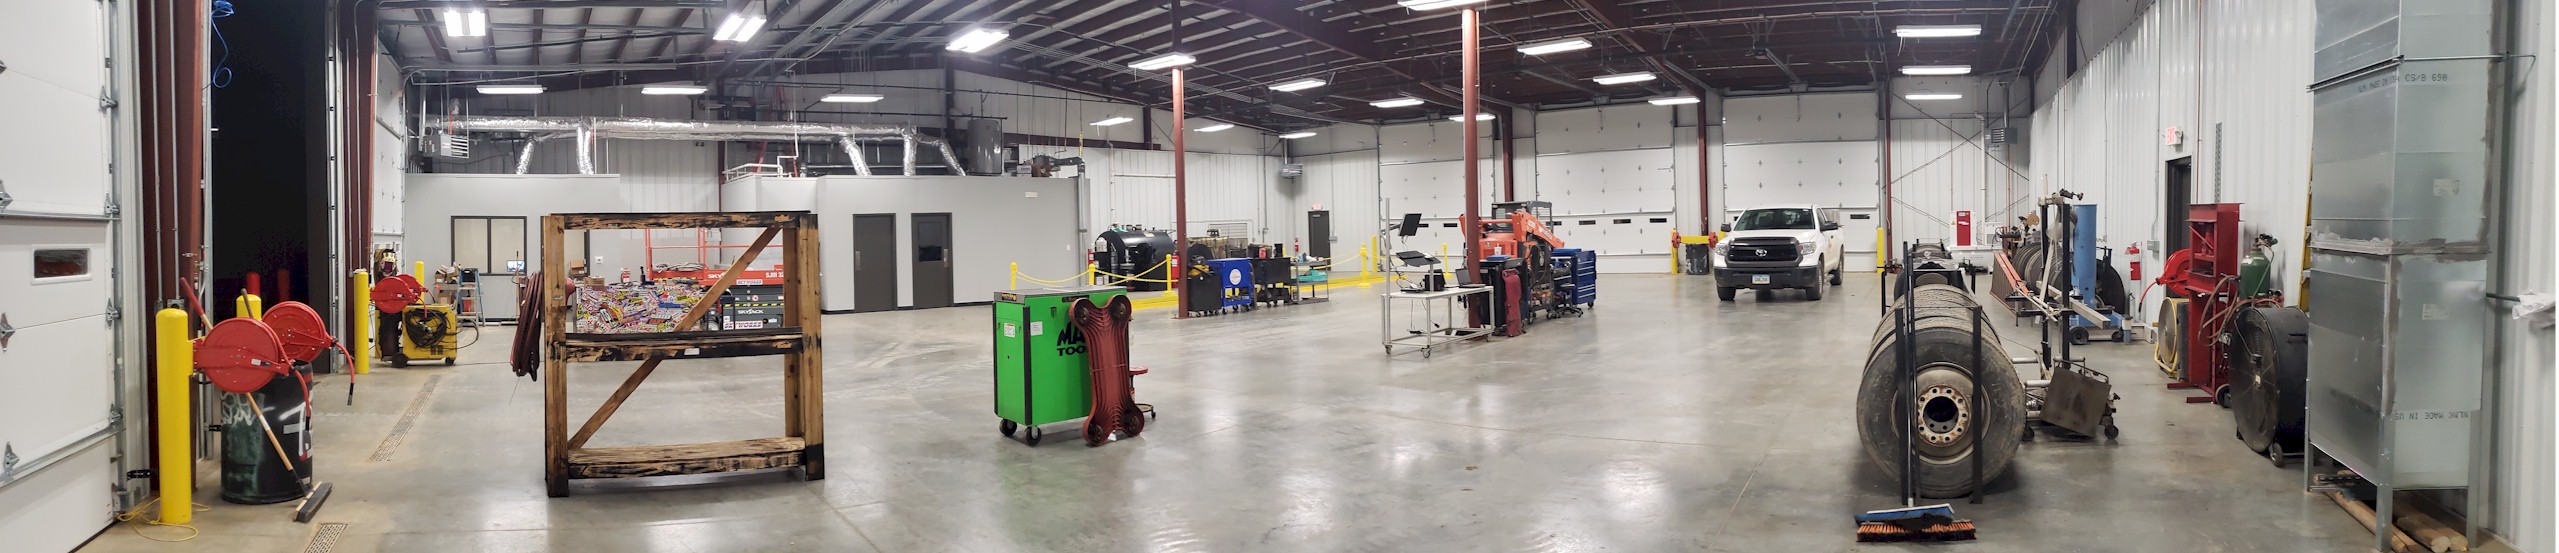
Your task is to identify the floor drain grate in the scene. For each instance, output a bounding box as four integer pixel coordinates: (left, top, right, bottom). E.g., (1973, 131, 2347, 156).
(369, 374, 443, 462)
(303, 522, 349, 553)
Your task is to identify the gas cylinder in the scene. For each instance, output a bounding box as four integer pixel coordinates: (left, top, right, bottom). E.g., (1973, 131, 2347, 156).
(2240, 248, 2273, 298)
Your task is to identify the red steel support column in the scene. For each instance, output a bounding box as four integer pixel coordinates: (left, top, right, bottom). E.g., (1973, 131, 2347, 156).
(1171, 67, 1189, 319)
(1697, 109, 1711, 233)
(1459, 7, 1482, 284)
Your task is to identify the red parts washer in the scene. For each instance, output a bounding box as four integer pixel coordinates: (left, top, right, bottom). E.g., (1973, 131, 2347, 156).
(1073, 295, 1148, 447)
(197, 318, 290, 394)
(262, 301, 333, 364)
(372, 274, 425, 313)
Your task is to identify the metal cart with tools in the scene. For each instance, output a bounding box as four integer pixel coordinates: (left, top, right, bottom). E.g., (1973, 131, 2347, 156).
(992, 285, 1128, 446)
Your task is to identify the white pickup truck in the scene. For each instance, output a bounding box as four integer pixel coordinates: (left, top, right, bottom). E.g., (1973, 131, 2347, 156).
(1713, 205, 1846, 301)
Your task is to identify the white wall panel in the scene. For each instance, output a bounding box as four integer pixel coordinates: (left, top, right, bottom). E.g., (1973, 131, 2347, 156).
(1290, 123, 1380, 156)
(1888, 118, 2030, 245)
(1724, 92, 1878, 144)
(1534, 104, 1676, 153)
(1378, 120, 1494, 164)
(1292, 150, 1382, 262)
(2493, 1, 2556, 550)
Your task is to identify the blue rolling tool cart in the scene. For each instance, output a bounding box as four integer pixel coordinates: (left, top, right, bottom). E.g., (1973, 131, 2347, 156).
(1551, 248, 1597, 314)
(1208, 258, 1256, 313)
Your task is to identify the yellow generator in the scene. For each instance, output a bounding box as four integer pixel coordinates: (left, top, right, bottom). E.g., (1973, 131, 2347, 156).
(374, 274, 460, 367)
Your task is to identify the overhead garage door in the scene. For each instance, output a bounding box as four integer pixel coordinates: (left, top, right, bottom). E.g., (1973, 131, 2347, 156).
(0, 0, 124, 551)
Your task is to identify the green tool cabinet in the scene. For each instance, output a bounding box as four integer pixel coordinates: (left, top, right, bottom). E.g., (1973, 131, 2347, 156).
(992, 286, 1126, 444)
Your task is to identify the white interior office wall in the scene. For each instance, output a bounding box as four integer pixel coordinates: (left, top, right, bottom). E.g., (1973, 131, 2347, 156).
(1723, 92, 1883, 267)
(403, 174, 648, 318)
(0, 0, 124, 549)
(2025, 0, 2554, 548)
(725, 176, 1081, 310)
(1535, 104, 1680, 273)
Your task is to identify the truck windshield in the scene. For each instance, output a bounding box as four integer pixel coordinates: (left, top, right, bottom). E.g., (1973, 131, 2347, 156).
(1731, 208, 1816, 231)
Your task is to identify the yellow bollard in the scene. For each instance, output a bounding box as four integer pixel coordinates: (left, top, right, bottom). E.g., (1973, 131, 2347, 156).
(414, 261, 426, 278)
(1163, 254, 1179, 304)
(235, 293, 263, 321)
(1875, 228, 1888, 272)
(153, 308, 192, 525)
(351, 270, 372, 375)
(1088, 262, 1100, 286)
(1355, 245, 1373, 288)
(1009, 262, 1020, 289)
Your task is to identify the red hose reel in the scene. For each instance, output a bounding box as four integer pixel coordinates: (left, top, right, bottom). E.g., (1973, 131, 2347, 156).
(196, 301, 338, 394)
(372, 274, 426, 313)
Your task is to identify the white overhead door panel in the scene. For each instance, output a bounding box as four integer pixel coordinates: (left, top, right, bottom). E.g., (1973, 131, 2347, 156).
(1536, 149, 1674, 214)
(1721, 142, 1879, 210)
(1533, 104, 1675, 153)
(0, 2, 125, 550)
(1378, 160, 1499, 219)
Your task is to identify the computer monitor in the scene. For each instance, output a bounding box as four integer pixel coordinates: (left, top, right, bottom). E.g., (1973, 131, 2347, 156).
(1397, 213, 1423, 236)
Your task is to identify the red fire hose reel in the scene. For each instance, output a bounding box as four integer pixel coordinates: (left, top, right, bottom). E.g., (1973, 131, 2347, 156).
(372, 274, 426, 313)
(197, 318, 291, 394)
(263, 301, 333, 364)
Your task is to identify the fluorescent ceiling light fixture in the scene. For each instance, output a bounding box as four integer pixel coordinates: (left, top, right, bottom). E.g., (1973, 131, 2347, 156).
(946, 28, 1008, 53)
(641, 85, 708, 95)
(1647, 96, 1701, 106)
(820, 93, 884, 103)
(1591, 72, 1657, 85)
(1369, 97, 1426, 108)
(1091, 116, 1134, 126)
(713, 14, 767, 42)
(1278, 131, 1318, 139)
(1128, 53, 1197, 71)
(1448, 113, 1495, 121)
(477, 84, 545, 95)
(1899, 65, 1972, 76)
(1269, 78, 1326, 92)
(1516, 37, 1593, 56)
(441, 9, 487, 38)
(1893, 25, 1981, 38)
(1904, 93, 1965, 100)
(1194, 123, 1236, 133)
(1397, 0, 1489, 9)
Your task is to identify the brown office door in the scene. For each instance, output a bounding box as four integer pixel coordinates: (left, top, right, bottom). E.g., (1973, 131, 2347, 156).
(852, 214, 899, 312)
(912, 213, 954, 308)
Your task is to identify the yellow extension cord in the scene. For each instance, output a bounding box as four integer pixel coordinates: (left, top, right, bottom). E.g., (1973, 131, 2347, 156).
(112, 497, 210, 542)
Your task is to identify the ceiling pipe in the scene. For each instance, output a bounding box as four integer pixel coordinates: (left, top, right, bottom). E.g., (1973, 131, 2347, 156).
(456, 115, 958, 176)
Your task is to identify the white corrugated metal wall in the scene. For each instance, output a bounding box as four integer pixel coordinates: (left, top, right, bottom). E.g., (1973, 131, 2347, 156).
(1886, 77, 2032, 249)
(1082, 148, 1277, 242)
(2025, 0, 2553, 549)
(2492, 0, 2555, 549)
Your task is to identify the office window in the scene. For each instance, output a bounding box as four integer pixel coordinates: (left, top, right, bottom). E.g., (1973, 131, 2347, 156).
(452, 216, 529, 275)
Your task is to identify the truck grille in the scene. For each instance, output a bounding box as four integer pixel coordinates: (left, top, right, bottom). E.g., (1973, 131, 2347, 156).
(1726, 239, 1800, 262)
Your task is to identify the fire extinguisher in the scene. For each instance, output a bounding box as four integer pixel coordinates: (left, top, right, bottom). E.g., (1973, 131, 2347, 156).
(2126, 243, 2143, 281)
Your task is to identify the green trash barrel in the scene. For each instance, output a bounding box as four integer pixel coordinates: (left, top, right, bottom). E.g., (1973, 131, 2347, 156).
(993, 286, 1128, 441)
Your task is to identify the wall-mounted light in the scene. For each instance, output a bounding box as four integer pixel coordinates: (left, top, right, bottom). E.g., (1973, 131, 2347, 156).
(1516, 37, 1592, 56)
(1278, 131, 1318, 139)
(713, 13, 768, 42)
(1128, 53, 1196, 71)
(1195, 123, 1236, 133)
(1092, 116, 1134, 126)
(1899, 65, 1973, 76)
(820, 93, 885, 103)
(946, 28, 1008, 53)
(641, 85, 708, 95)
(1893, 25, 1981, 38)
(1647, 96, 1700, 106)
(1397, 0, 1488, 9)
(1904, 93, 1965, 101)
(1370, 97, 1426, 108)
(1269, 78, 1326, 92)
(440, 9, 487, 38)
(477, 84, 545, 95)
(1591, 72, 1657, 85)
(1448, 113, 1495, 122)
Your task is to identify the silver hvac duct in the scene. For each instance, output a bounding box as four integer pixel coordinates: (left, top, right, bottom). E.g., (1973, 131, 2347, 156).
(450, 116, 961, 175)
(515, 133, 570, 174)
(837, 137, 872, 176)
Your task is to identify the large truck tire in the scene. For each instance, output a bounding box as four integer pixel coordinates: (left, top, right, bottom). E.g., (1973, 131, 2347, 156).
(1856, 284, 2026, 498)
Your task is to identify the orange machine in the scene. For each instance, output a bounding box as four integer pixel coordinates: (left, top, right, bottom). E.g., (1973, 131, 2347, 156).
(1476, 201, 1568, 320)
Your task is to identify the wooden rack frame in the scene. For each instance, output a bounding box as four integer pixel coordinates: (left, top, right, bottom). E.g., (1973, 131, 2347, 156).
(541, 211, 823, 497)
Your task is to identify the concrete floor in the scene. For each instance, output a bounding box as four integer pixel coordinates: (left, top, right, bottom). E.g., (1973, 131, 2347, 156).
(79, 273, 2463, 552)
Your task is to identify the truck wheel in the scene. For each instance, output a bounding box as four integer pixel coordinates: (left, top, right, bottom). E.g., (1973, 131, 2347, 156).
(1805, 283, 1825, 301)
(1717, 287, 1736, 301)
(1831, 268, 1844, 286)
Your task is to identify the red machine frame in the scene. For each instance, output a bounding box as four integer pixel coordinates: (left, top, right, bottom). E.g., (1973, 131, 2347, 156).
(2165, 203, 2241, 404)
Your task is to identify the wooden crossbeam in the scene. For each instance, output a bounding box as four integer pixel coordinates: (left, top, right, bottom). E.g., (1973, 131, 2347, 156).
(566, 226, 782, 450)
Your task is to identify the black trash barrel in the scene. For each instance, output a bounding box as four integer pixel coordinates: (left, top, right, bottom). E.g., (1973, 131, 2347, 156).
(222, 368, 312, 504)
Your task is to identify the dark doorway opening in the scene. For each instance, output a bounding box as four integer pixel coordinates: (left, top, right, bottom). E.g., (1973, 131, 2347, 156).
(2165, 157, 2194, 253)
